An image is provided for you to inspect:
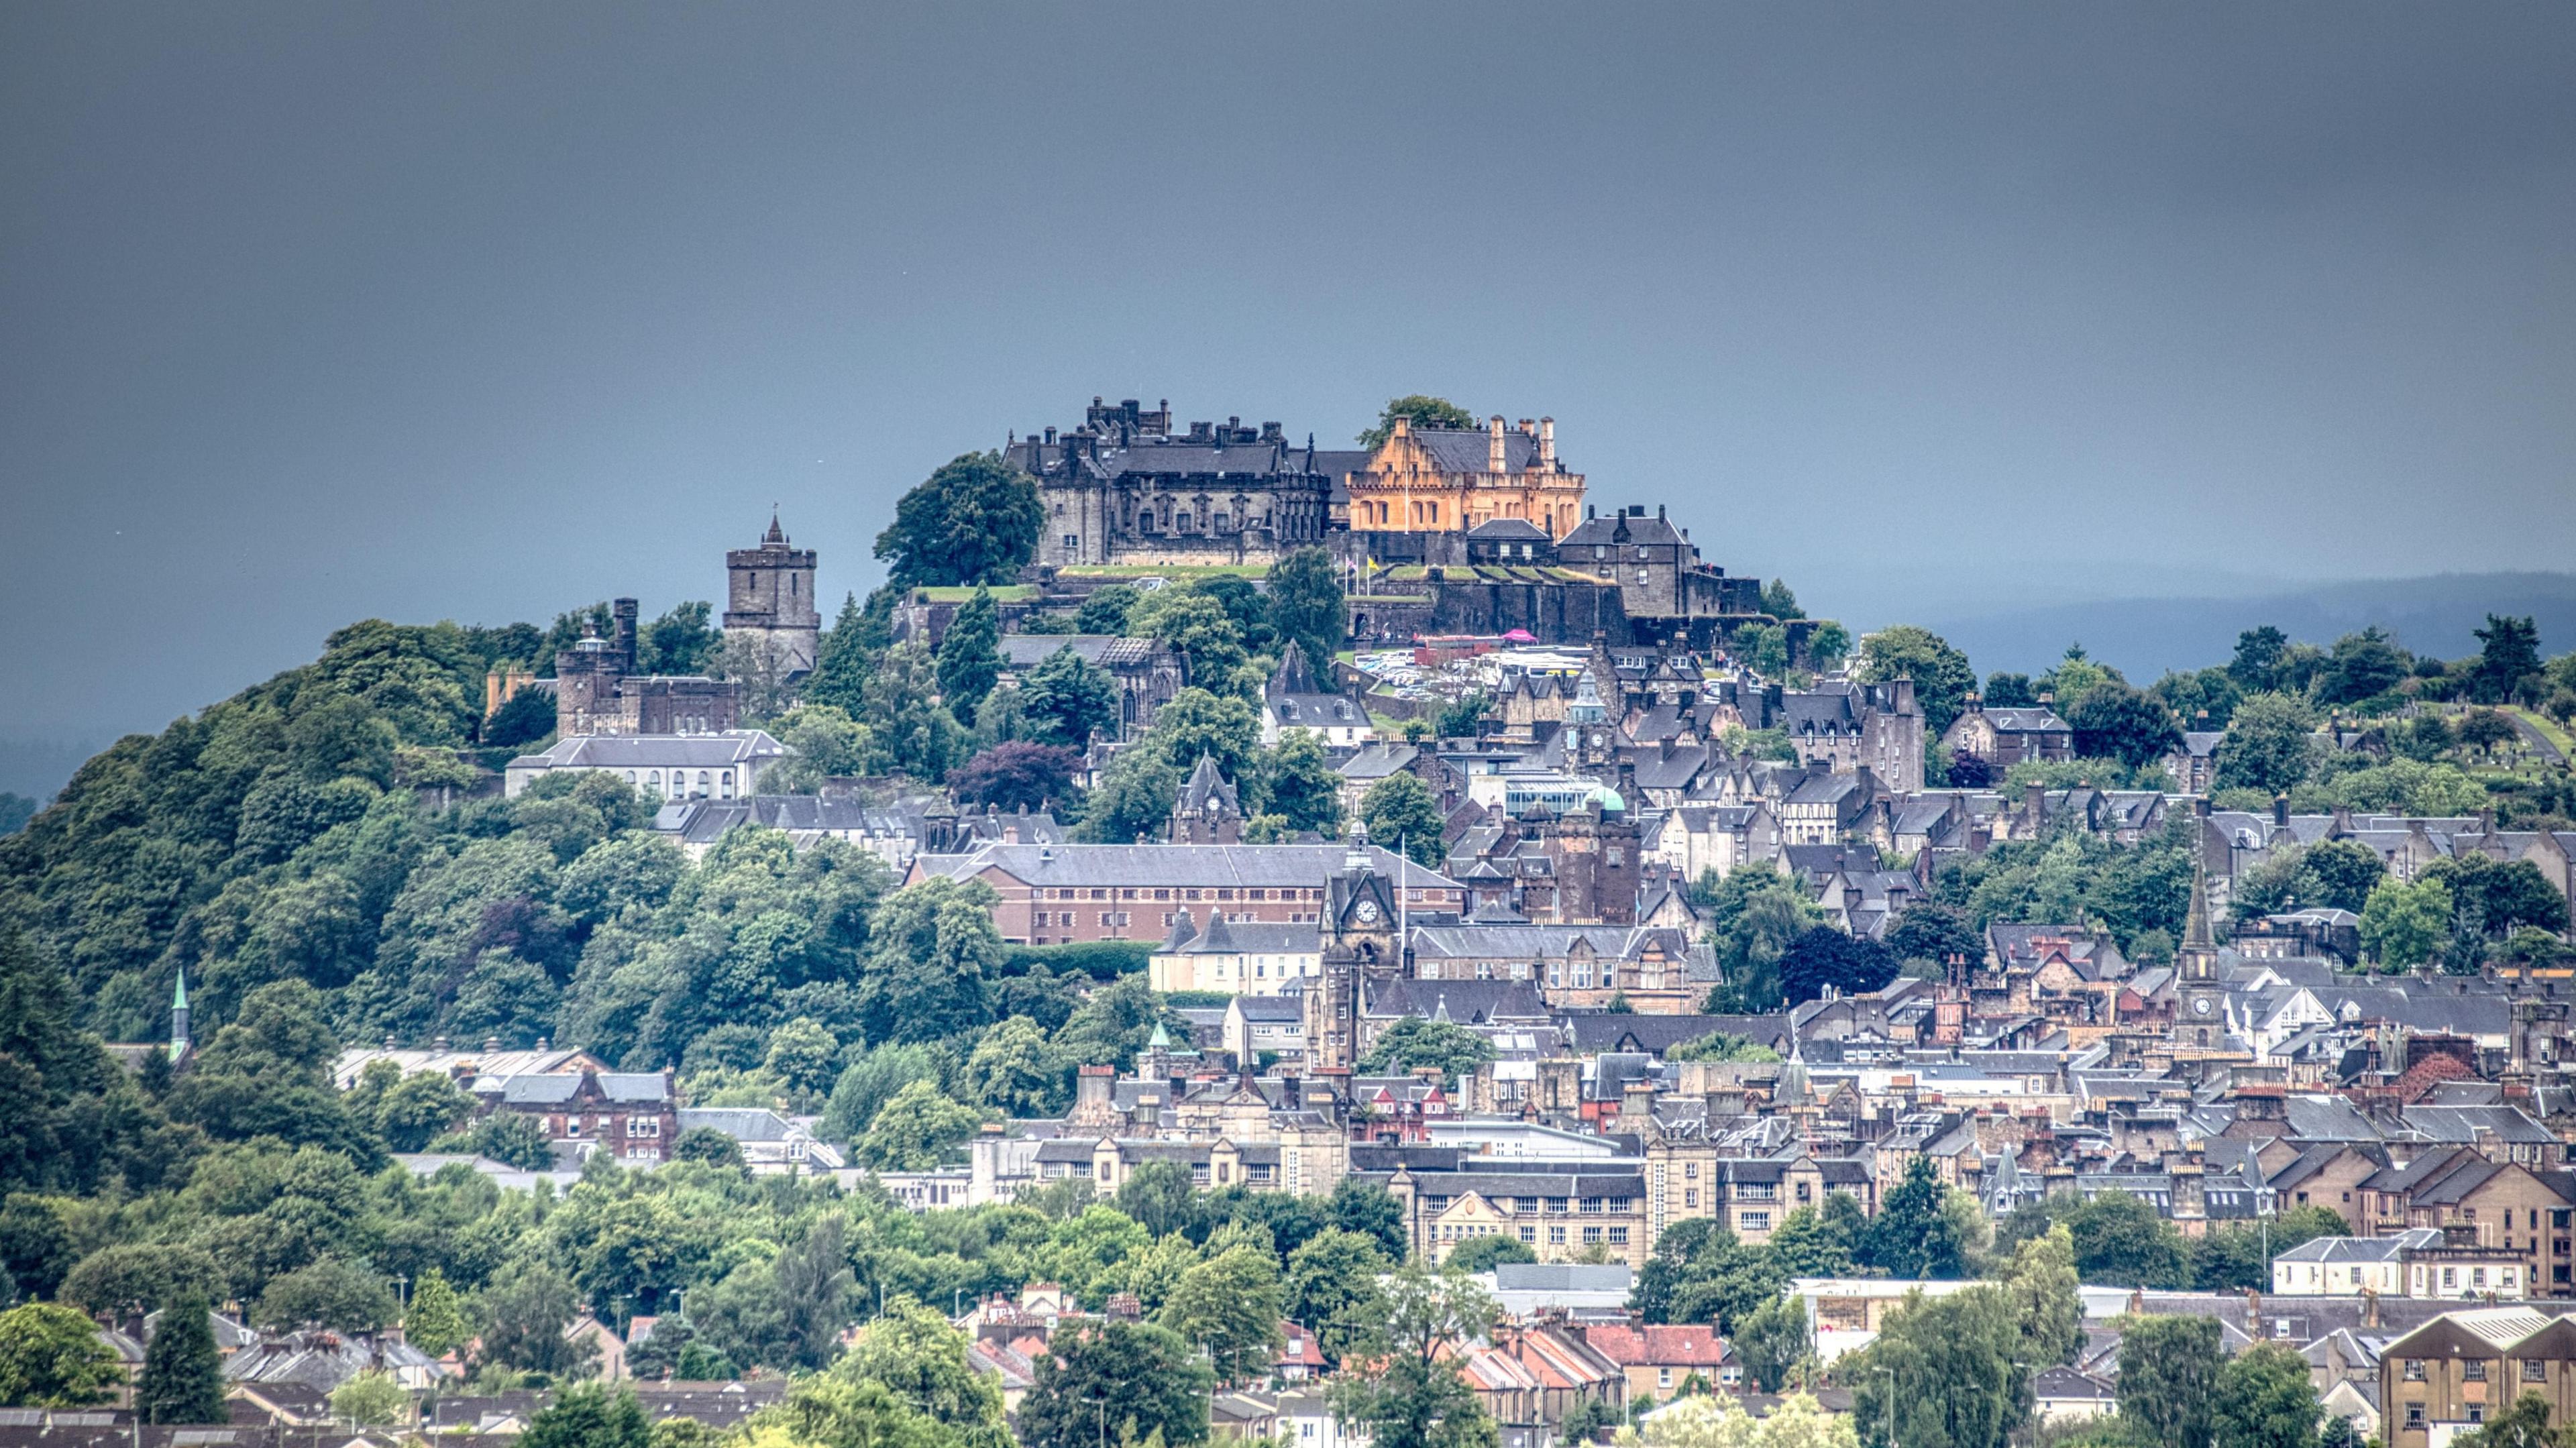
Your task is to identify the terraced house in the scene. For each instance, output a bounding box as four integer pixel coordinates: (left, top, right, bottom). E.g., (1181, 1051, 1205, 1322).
(2381, 1307, 2576, 1446)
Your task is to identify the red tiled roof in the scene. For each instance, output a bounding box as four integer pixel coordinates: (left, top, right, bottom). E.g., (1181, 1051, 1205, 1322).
(1582, 1323, 1732, 1367)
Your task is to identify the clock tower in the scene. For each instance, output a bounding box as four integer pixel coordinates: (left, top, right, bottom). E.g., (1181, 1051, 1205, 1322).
(1307, 826, 1403, 1072)
(2176, 836, 2226, 1050)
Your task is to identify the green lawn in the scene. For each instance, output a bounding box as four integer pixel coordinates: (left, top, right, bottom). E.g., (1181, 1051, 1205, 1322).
(2509, 706, 2575, 758)
(914, 585, 1040, 602)
(1057, 563, 1272, 579)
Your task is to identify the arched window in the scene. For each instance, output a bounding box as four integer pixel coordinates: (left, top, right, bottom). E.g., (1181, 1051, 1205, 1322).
(627, 771, 639, 783)
(720, 772, 735, 799)
(646, 770, 660, 789)
(697, 771, 712, 795)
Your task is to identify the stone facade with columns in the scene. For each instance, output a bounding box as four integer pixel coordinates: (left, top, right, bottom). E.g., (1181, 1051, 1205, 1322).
(1005, 396, 1341, 567)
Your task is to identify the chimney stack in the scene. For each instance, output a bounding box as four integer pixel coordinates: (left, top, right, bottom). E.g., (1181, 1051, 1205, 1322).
(1538, 417, 1555, 465)
(1487, 415, 1507, 474)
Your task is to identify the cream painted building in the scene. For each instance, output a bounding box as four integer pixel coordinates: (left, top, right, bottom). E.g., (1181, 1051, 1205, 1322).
(1148, 913, 1322, 995)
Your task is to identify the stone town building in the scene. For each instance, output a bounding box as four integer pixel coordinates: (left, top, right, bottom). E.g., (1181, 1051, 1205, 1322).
(2352, 1147, 2576, 1296)
(1554, 506, 1759, 627)
(1342, 414, 1587, 538)
(503, 730, 788, 801)
(905, 840, 1464, 947)
(1642, 1144, 1880, 1246)
(1407, 923, 1707, 1013)
(1263, 643, 1373, 747)
(2380, 1307, 2576, 1448)
(1008, 398, 1336, 566)
(1307, 834, 1412, 1073)
(479, 1068, 678, 1166)
(1149, 909, 1321, 995)
(1779, 681, 1925, 794)
(1169, 757, 1244, 844)
(722, 514, 822, 677)
(553, 598, 743, 738)
(1939, 699, 2074, 773)
(1390, 1164, 1652, 1268)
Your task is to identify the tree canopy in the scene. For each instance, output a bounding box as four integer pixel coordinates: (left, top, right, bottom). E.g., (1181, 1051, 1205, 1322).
(875, 453, 1044, 588)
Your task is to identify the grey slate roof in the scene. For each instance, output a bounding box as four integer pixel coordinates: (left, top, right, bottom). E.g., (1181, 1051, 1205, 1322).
(1979, 708, 2070, 734)
(916, 842, 1463, 891)
(494, 1071, 669, 1105)
(511, 730, 787, 771)
(998, 634, 1166, 668)
(1406, 427, 1545, 477)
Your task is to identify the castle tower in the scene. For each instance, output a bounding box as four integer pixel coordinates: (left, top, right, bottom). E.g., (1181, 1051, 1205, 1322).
(553, 622, 626, 737)
(723, 513, 821, 677)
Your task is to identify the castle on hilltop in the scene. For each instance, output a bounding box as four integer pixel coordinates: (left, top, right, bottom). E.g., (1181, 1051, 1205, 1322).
(1007, 398, 1350, 568)
(543, 516, 818, 738)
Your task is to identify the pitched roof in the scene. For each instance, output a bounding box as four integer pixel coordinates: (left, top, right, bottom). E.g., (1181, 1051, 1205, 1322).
(916, 842, 1462, 891)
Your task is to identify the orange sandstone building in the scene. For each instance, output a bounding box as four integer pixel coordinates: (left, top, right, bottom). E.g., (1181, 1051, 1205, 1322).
(1342, 414, 1587, 538)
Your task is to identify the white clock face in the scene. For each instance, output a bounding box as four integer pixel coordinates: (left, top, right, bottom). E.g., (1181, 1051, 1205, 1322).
(1356, 901, 1380, 924)
(2192, 997, 2213, 1016)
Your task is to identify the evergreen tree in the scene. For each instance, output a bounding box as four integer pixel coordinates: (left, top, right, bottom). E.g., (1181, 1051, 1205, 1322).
(136, 1294, 225, 1424)
(403, 1267, 471, 1359)
(1075, 584, 1143, 636)
(936, 588, 1005, 718)
(1269, 549, 1348, 678)
(2473, 614, 2543, 704)
(859, 643, 969, 782)
(806, 591, 883, 714)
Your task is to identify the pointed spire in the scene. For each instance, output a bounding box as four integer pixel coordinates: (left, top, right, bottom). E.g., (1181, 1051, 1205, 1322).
(765, 507, 786, 546)
(2184, 842, 2214, 951)
(169, 965, 191, 1061)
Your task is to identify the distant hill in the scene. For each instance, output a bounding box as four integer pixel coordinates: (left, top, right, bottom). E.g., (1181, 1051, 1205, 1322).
(0, 736, 109, 805)
(1916, 571, 2576, 681)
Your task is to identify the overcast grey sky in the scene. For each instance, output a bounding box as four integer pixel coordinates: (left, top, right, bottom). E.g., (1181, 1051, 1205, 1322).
(4, 1, 2573, 744)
